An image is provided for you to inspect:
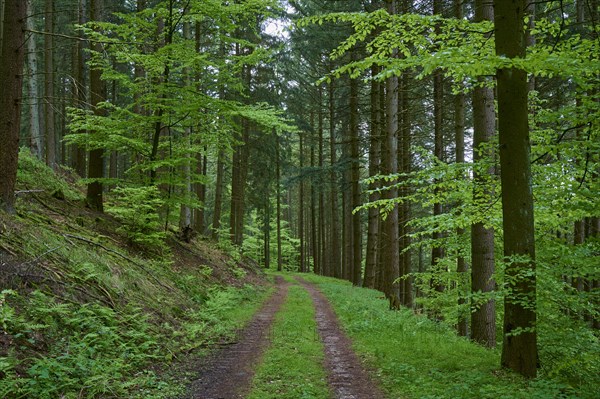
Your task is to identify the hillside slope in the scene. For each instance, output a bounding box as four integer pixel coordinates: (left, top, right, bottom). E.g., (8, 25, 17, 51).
(0, 150, 269, 398)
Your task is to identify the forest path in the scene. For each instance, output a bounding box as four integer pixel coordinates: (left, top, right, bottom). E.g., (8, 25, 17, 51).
(296, 277, 386, 399)
(181, 275, 290, 399)
(182, 274, 385, 399)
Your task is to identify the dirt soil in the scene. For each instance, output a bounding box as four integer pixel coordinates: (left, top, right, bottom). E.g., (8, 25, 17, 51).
(180, 276, 290, 399)
(297, 277, 386, 399)
(181, 276, 386, 399)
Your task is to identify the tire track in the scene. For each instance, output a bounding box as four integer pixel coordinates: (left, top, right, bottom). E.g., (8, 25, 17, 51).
(182, 276, 290, 399)
(296, 277, 386, 399)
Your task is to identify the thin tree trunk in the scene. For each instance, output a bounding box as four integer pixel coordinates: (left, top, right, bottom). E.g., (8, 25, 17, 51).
(383, 0, 400, 299)
(398, 2, 413, 306)
(310, 126, 319, 274)
(44, 0, 56, 169)
(318, 85, 327, 275)
(431, 1, 445, 299)
(329, 78, 341, 278)
(0, 0, 26, 213)
(299, 131, 306, 272)
(350, 63, 362, 286)
(179, 21, 193, 238)
(212, 147, 225, 239)
(26, 0, 42, 159)
(364, 64, 381, 289)
(194, 149, 207, 234)
(276, 133, 283, 271)
(495, 0, 538, 378)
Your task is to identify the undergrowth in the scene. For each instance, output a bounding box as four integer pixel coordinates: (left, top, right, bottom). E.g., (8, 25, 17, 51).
(0, 150, 270, 398)
(301, 274, 594, 399)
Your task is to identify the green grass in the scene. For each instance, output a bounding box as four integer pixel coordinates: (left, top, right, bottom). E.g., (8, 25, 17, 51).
(300, 274, 583, 399)
(248, 283, 330, 399)
(0, 151, 275, 398)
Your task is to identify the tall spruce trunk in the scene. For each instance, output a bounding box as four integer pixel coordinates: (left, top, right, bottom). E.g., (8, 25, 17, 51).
(299, 131, 306, 272)
(44, 0, 56, 169)
(276, 134, 283, 271)
(383, 0, 400, 298)
(350, 66, 362, 286)
(364, 64, 381, 289)
(328, 79, 341, 278)
(86, 0, 105, 212)
(26, 0, 42, 159)
(453, 0, 468, 337)
(318, 85, 327, 275)
(470, 0, 497, 349)
(0, 0, 26, 213)
(495, 0, 538, 378)
(310, 130, 319, 274)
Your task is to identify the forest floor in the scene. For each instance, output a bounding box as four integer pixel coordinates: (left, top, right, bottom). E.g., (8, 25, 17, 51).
(180, 275, 385, 399)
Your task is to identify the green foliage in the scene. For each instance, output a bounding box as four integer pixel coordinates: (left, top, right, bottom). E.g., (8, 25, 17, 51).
(105, 185, 167, 251)
(301, 274, 591, 399)
(0, 291, 160, 398)
(16, 148, 84, 201)
(248, 283, 330, 399)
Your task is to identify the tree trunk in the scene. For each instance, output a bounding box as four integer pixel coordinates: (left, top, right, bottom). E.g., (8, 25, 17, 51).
(495, 0, 538, 378)
(212, 147, 225, 239)
(454, 0, 467, 334)
(383, 0, 400, 299)
(310, 127, 319, 274)
(350, 63, 362, 286)
(86, 0, 105, 212)
(431, 1, 445, 298)
(364, 64, 381, 289)
(26, 0, 42, 159)
(194, 149, 208, 235)
(328, 78, 341, 278)
(299, 131, 306, 272)
(470, 0, 497, 349)
(398, 4, 413, 306)
(179, 21, 193, 238)
(0, 0, 26, 214)
(318, 85, 327, 275)
(276, 133, 283, 271)
(44, 0, 56, 169)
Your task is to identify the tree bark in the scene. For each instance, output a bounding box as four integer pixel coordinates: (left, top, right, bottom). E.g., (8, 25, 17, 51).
(495, 0, 538, 378)
(383, 0, 400, 299)
(454, 0, 467, 335)
(318, 84, 327, 275)
(44, 0, 56, 169)
(328, 78, 341, 278)
(299, 130, 306, 272)
(364, 64, 381, 289)
(26, 0, 42, 159)
(350, 62, 362, 286)
(470, 0, 497, 349)
(276, 133, 283, 271)
(431, 1, 445, 298)
(0, 0, 26, 214)
(86, 0, 105, 212)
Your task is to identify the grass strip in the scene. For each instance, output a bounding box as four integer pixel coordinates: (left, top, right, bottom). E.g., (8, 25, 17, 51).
(247, 283, 330, 399)
(301, 274, 581, 399)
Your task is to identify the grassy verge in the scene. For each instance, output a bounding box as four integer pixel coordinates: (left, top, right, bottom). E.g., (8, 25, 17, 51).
(0, 151, 274, 398)
(301, 274, 583, 399)
(248, 282, 330, 399)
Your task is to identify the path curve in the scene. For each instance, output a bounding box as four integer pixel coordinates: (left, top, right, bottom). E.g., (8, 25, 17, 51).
(181, 276, 289, 399)
(297, 277, 386, 399)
